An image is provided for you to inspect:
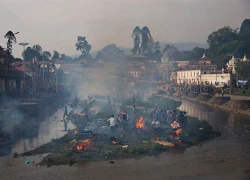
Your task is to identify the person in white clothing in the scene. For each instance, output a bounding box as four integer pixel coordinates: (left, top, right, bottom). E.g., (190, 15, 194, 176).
(107, 115, 116, 132)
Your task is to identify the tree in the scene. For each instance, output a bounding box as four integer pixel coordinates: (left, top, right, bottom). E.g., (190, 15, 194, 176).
(207, 26, 240, 67)
(4, 31, 17, 69)
(32, 44, 42, 54)
(23, 47, 42, 61)
(141, 26, 151, 54)
(43, 51, 51, 60)
(75, 36, 92, 59)
(98, 44, 124, 61)
(131, 26, 141, 54)
(153, 41, 161, 52)
(235, 61, 250, 79)
(52, 51, 60, 60)
(162, 44, 180, 61)
(238, 19, 250, 57)
(207, 26, 238, 49)
(96, 51, 103, 60)
(240, 19, 250, 34)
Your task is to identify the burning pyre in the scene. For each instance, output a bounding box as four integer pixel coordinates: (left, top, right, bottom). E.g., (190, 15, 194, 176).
(136, 116, 144, 129)
(169, 121, 183, 143)
(73, 139, 91, 152)
(110, 137, 120, 145)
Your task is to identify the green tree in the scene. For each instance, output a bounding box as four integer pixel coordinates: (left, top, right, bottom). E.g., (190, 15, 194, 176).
(75, 36, 92, 59)
(132, 26, 141, 54)
(235, 60, 250, 79)
(207, 26, 240, 67)
(4, 31, 17, 69)
(238, 19, 250, 57)
(52, 51, 60, 60)
(153, 41, 161, 51)
(141, 26, 151, 54)
(96, 51, 103, 60)
(43, 51, 51, 60)
(162, 44, 180, 61)
(23, 47, 42, 61)
(32, 44, 42, 54)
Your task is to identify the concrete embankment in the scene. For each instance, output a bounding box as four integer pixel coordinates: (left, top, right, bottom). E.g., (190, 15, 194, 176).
(163, 92, 250, 116)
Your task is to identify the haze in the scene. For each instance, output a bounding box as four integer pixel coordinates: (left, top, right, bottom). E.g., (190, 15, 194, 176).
(0, 0, 249, 58)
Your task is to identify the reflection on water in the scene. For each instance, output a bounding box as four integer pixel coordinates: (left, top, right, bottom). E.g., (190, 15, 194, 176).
(1, 100, 250, 179)
(2, 108, 75, 155)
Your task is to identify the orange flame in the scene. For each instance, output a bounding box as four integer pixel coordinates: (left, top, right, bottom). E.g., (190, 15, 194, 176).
(136, 116, 144, 129)
(176, 128, 182, 136)
(75, 139, 91, 151)
(112, 141, 117, 145)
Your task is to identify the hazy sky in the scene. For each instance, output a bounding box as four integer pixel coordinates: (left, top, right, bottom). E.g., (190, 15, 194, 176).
(0, 0, 249, 58)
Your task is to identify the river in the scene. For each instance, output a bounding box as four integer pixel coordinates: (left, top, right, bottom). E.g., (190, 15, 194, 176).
(0, 99, 250, 180)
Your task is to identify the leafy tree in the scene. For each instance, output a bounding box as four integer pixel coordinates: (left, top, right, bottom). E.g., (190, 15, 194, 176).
(153, 41, 161, 51)
(207, 26, 240, 68)
(4, 31, 17, 69)
(141, 26, 151, 54)
(235, 61, 250, 79)
(238, 19, 250, 57)
(132, 26, 141, 54)
(96, 51, 103, 60)
(52, 51, 60, 60)
(60, 54, 66, 60)
(75, 36, 92, 59)
(240, 19, 250, 34)
(43, 51, 51, 60)
(162, 44, 180, 61)
(32, 44, 42, 54)
(98, 44, 124, 61)
(23, 47, 42, 61)
(60, 54, 72, 61)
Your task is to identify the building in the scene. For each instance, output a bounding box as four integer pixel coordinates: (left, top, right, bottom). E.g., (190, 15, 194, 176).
(0, 46, 8, 68)
(201, 73, 231, 85)
(177, 70, 201, 84)
(188, 53, 217, 74)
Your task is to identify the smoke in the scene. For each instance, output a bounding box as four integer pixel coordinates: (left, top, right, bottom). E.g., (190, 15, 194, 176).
(0, 95, 25, 132)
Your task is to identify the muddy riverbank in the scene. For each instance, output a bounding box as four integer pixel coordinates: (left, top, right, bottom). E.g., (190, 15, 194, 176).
(169, 93, 250, 116)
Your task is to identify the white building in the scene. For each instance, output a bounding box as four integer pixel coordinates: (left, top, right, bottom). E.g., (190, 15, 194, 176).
(201, 73, 231, 85)
(177, 70, 201, 84)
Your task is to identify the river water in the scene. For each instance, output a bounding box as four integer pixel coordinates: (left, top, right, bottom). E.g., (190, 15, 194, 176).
(0, 100, 250, 180)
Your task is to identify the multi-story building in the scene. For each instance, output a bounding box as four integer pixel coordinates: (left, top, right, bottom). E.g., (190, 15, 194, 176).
(177, 70, 201, 84)
(188, 53, 217, 74)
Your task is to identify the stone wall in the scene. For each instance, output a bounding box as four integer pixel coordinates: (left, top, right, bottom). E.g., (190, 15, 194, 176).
(227, 100, 250, 110)
(209, 96, 230, 105)
(198, 94, 212, 101)
(188, 92, 199, 99)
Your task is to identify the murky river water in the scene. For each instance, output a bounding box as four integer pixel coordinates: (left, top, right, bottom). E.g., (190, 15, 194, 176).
(1, 100, 250, 180)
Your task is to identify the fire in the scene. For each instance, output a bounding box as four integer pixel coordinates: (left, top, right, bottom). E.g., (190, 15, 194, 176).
(75, 139, 91, 151)
(136, 116, 144, 129)
(175, 128, 182, 136)
(112, 141, 117, 145)
(171, 121, 180, 129)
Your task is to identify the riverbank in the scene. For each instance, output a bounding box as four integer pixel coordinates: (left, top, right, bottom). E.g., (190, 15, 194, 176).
(163, 92, 250, 117)
(0, 91, 74, 156)
(1, 96, 250, 180)
(17, 96, 219, 167)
